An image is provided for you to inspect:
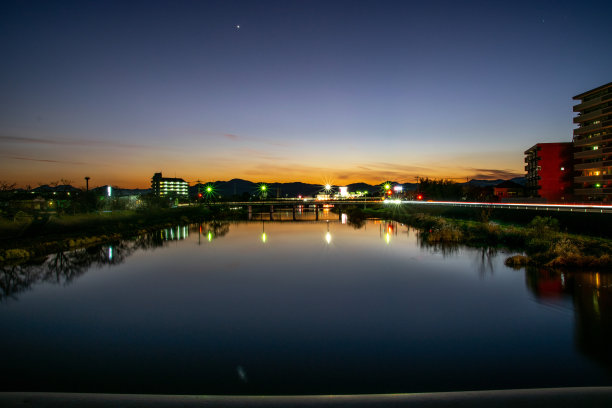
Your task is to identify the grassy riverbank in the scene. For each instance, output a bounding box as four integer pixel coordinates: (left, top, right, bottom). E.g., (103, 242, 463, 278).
(0, 205, 245, 263)
(345, 205, 612, 270)
(3, 203, 611, 270)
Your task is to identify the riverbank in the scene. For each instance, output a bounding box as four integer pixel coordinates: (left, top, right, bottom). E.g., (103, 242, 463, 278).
(345, 205, 612, 270)
(2, 203, 611, 270)
(0, 206, 245, 264)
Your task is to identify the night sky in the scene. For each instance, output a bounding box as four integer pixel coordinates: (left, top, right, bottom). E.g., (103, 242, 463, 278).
(1, 0, 611, 188)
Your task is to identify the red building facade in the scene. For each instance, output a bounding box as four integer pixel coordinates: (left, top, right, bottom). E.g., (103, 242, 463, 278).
(524, 143, 573, 202)
(493, 180, 524, 200)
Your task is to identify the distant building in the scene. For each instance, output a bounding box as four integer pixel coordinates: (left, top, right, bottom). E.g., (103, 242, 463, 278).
(524, 143, 573, 202)
(572, 82, 612, 201)
(151, 172, 189, 197)
(493, 180, 524, 200)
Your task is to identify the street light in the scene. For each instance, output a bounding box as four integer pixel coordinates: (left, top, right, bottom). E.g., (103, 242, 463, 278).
(381, 181, 393, 198)
(203, 184, 216, 202)
(258, 183, 268, 200)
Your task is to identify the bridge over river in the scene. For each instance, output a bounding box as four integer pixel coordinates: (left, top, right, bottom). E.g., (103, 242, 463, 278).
(206, 198, 612, 216)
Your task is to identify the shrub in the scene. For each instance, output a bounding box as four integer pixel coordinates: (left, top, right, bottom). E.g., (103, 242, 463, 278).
(528, 216, 560, 234)
(504, 255, 529, 268)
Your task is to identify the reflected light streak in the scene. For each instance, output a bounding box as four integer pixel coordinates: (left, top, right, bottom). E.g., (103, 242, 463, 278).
(325, 232, 332, 244)
(385, 233, 391, 244)
(262, 232, 267, 243)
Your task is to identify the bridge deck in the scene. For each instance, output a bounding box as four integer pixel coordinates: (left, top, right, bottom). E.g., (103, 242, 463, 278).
(207, 199, 612, 214)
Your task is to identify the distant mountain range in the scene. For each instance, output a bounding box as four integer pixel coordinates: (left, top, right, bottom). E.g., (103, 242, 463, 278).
(466, 177, 526, 187)
(191, 177, 526, 198)
(19, 177, 526, 197)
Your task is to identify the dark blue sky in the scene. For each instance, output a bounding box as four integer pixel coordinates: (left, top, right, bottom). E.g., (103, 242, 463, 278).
(1, 0, 611, 187)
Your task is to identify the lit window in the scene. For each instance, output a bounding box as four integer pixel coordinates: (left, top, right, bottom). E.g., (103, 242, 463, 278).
(593, 146, 599, 150)
(560, 167, 564, 171)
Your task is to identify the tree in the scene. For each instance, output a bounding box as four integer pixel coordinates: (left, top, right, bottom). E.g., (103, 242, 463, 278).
(418, 178, 463, 200)
(0, 181, 16, 191)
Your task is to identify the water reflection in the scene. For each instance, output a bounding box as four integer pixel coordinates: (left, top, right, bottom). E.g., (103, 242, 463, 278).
(1, 245, 124, 302)
(201, 221, 230, 243)
(526, 268, 612, 374)
(347, 216, 365, 229)
(0, 224, 209, 301)
(261, 221, 267, 243)
(163, 225, 189, 241)
(325, 221, 332, 244)
(417, 232, 460, 257)
(474, 247, 498, 277)
(1, 220, 611, 383)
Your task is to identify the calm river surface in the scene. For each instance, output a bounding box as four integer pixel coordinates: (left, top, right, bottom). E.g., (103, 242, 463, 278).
(1, 217, 611, 395)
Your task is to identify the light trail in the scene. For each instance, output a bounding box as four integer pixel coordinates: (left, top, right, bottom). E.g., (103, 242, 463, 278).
(383, 200, 612, 214)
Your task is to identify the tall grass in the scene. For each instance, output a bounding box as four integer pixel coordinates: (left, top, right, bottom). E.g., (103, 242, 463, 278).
(0, 205, 247, 263)
(353, 206, 612, 270)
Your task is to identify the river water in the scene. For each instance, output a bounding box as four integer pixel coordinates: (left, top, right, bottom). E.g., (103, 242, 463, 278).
(1, 216, 611, 394)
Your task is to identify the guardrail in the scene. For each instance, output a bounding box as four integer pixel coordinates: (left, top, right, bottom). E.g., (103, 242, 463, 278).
(2, 388, 612, 407)
(385, 200, 612, 214)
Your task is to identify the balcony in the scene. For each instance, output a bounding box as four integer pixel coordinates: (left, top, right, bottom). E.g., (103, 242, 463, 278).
(574, 162, 603, 171)
(573, 96, 603, 112)
(574, 149, 603, 159)
(574, 187, 612, 195)
(573, 109, 604, 124)
(574, 134, 603, 146)
(574, 175, 610, 183)
(574, 122, 602, 136)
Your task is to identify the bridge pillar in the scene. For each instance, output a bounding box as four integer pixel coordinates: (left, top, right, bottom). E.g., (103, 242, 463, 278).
(315, 204, 319, 221)
(292, 205, 296, 221)
(248, 205, 252, 220)
(338, 205, 342, 221)
(269, 205, 274, 221)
